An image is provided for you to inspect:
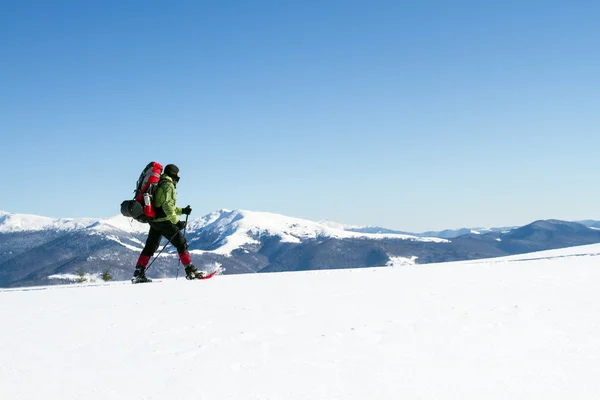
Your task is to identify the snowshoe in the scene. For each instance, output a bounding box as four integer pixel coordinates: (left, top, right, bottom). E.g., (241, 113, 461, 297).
(185, 264, 207, 280)
(132, 276, 152, 284)
(132, 266, 152, 284)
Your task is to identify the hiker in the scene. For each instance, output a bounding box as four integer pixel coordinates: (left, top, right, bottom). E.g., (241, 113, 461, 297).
(132, 164, 205, 283)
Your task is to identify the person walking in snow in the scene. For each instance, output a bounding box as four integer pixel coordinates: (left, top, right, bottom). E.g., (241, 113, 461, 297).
(132, 164, 206, 283)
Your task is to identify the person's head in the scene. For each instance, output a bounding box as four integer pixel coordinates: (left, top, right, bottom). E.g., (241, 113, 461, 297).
(164, 164, 180, 182)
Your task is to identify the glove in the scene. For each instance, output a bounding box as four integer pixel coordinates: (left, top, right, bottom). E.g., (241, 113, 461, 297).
(182, 205, 192, 215)
(176, 220, 186, 231)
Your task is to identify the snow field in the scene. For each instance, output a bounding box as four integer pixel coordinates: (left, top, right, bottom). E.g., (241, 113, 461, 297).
(2, 245, 600, 399)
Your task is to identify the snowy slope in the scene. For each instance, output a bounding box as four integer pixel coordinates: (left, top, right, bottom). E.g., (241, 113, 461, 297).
(88, 214, 149, 234)
(0, 211, 148, 234)
(318, 219, 364, 230)
(0, 211, 97, 233)
(457, 242, 600, 264)
(2, 244, 600, 399)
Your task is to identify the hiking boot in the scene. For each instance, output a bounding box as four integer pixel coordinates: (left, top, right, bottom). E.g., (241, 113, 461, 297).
(132, 265, 152, 284)
(184, 264, 206, 280)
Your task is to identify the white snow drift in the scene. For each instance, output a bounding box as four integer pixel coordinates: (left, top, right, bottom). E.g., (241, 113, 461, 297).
(2, 244, 600, 399)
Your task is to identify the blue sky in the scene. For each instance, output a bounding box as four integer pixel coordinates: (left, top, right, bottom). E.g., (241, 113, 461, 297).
(1, 0, 599, 232)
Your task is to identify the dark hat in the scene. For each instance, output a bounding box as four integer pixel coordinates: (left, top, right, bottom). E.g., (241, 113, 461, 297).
(164, 164, 180, 181)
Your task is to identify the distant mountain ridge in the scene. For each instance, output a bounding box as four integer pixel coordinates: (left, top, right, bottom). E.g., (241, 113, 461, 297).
(318, 218, 518, 239)
(1, 209, 600, 288)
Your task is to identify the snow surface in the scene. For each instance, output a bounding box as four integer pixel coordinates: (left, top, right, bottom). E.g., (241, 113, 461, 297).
(91, 214, 149, 234)
(105, 235, 145, 252)
(48, 273, 102, 282)
(385, 255, 418, 266)
(3, 244, 600, 399)
(317, 219, 364, 230)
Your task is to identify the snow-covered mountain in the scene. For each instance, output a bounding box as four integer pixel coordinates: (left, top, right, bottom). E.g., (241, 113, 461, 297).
(0, 209, 438, 243)
(189, 209, 443, 255)
(0, 210, 149, 234)
(0, 211, 97, 233)
(420, 226, 516, 238)
(3, 243, 600, 399)
(319, 218, 516, 238)
(0, 209, 449, 287)
(2, 209, 600, 288)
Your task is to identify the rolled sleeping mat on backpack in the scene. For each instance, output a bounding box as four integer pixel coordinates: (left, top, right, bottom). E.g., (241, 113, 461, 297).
(120, 200, 144, 219)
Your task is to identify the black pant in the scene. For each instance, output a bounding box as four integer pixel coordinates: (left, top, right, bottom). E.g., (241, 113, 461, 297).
(141, 221, 188, 257)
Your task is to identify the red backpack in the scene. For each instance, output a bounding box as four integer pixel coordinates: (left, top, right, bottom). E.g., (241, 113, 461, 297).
(120, 162, 164, 222)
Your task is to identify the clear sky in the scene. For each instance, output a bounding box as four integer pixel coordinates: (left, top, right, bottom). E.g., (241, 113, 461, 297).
(1, 0, 599, 232)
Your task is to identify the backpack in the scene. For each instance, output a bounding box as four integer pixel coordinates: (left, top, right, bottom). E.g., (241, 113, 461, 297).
(120, 162, 164, 223)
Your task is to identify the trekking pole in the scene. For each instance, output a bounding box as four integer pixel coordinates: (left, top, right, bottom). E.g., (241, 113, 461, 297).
(145, 229, 180, 273)
(176, 214, 190, 280)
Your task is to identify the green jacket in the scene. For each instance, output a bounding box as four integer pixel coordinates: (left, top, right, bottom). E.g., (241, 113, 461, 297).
(152, 175, 182, 224)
